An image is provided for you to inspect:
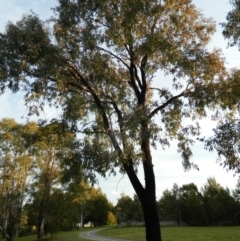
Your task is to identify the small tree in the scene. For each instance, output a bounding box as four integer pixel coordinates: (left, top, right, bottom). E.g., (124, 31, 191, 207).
(67, 180, 92, 229)
(86, 188, 110, 226)
(116, 194, 136, 224)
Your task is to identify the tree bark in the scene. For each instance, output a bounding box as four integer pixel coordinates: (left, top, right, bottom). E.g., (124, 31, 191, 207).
(141, 164, 161, 241)
(125, 158, 162, 241)
(129, 120, 161, 241)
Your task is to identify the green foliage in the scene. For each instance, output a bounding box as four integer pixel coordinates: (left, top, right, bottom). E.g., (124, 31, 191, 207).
(202, 177, 240, 225)
(222, 0, 240, 48)
(24, 120, 80, 239)
(116, 193, 144, 225)
(204, 121, 240, 176)
(178, 183, 208, 226)
(158, 189, 178, 222)
(86, 188, 111, 226)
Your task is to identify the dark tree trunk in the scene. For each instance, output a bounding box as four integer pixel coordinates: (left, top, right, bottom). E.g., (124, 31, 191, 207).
(125, 120, 162, 241)
(141, 165, 161, 241)
(125, 157, 162, 241)
(4, 228, 16, 241)
(6, 232, 16, 241)
(5, 209, 20, 241)
(142, 196, 161, 241)
(6, 236, 14, 241)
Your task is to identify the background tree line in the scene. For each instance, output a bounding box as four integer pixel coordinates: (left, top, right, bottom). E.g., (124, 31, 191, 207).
(116, 177, 240, 227)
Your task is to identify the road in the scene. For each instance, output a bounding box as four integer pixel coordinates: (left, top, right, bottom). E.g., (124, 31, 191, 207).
(80, 227, 131, 241)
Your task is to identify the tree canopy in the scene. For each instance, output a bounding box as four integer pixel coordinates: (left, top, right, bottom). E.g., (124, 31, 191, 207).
(0, 0, 228, 170)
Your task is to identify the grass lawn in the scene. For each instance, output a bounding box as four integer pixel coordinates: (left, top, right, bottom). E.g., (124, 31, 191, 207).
(98, 226, 240, 241)
(1, 226, 239, 241)
(0, 228, 94, 241)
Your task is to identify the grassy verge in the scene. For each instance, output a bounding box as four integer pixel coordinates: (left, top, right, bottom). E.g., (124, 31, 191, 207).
(98, 226, 240, 241)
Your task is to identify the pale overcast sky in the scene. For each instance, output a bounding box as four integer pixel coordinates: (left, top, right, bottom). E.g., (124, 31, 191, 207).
(0, 1, 239, 205)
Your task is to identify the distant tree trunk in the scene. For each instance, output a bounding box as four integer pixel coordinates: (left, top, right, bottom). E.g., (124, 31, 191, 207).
(80, 213, 83, 229)
(37, 202, 45, 240)
(79, 201, 86, 229)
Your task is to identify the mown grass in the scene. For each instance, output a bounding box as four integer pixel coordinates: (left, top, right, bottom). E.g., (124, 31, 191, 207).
(1, 226, 239, 241)
(98, 226, 240, 241)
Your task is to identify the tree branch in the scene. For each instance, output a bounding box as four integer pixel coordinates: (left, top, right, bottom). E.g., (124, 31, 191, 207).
(129, 62, 141, 101)
(133, 64, 143, 90)
(112, 101, 128, 149)
(97, 46, 130, 69)
(148, 91, 186, 120)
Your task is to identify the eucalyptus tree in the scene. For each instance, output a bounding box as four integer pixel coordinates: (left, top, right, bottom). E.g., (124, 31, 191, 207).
(0, 1, 234, 240)
(28, 121, 77, 239)
(0, 119, 36, 241)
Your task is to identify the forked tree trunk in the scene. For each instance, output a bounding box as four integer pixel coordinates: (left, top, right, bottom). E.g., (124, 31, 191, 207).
(124, 120, 162, 241)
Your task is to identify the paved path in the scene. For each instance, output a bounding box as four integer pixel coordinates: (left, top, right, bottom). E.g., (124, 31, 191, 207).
(80, 227, 131, 241)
